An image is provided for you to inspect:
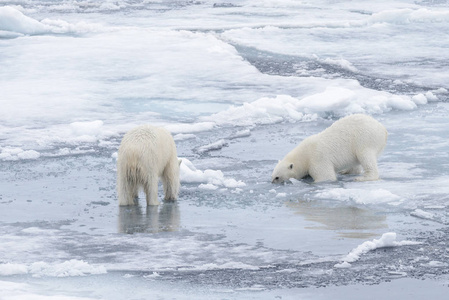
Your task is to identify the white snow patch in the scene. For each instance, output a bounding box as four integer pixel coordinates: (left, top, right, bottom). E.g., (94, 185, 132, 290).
(314, 188, 402, 205)
(321, 57, 358, 73)
(0, 6, 49, 35)
(229, 129, 251, 139)
(410, 209, 434, 220)
(425, 91, 439, 102)
(0, 260, 106, 277)
(0, 6, 109, 37)
(202, 86, 417, 127)
(29, 260, 107, 277)
(412, 93, 428, 105)
(180, 157, 245, 188)
(165, 122, 215, 134)
(367, 8, 449, 25)
(68, 120, 107, 143)
(143, 272, 161, 278)
(0, 263, 28, 276)
(173, 133, 196, 141)
(0, 280, 96, 300)
(0, 147, 40, 161)
(197, 139, 228, 154)
(334, 232, 421, 268)
(198, 183, 219, 191)
(422, 261, 448, 268)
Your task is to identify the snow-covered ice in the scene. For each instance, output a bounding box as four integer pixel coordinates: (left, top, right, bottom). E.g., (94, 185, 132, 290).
(1, 0, 449, 299)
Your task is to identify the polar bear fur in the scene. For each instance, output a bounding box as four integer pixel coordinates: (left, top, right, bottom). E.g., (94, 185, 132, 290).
(271, 114, 387, 183)
(117, 125, 181, 206)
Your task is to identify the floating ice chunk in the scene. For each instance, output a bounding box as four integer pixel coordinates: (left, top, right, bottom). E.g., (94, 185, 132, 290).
(276, 193, 287, 198)
(229, 129, 251, 139)
(173, 133, 196, 141)
(334, 261, 352, 269)
(143, 272, 161, 278)
(410, 209, 434, 220)
(17, 150, 40, 160)
(0, 147, 40, 161)
(202, 95, 317, 126)
(367, 8, 449, 25)
(203, 85, 417, 127)
(180, 157, 245, 188)
(314, 188, 402, 205)
(412, 93, 428, 105)
(165, 122, 215, 134)
(334, 232, 421, 268)
(65, 120, 116, 144)
(0, 260, 106, 277)
(425, 91, 438, 102)
(0, 6, 49, 35)
(422, 261, 448, 268)
(0, 6, 110, 37)
(197, 139, 228, 154)
(434, 88, 448, 94)
(198, 183, 219, 190)
(231, 188, 243, 194)
(70, 120, 104, 137)
(29, 260, 107, 277)
(0, 263, 28, 276)
(321, 58, 358, 73)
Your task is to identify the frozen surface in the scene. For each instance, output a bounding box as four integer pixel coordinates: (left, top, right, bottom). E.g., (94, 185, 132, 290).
(1, 0, 449, 299)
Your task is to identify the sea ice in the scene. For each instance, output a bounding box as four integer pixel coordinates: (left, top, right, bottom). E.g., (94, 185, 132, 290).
(335, 232, 421, 267)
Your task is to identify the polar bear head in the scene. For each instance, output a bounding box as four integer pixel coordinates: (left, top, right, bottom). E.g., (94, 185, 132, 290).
(271, 160, 296, 184)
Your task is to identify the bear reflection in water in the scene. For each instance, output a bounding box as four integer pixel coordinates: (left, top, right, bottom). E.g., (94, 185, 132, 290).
(286, 200, 388, 239)
(118, 202, 180, 234)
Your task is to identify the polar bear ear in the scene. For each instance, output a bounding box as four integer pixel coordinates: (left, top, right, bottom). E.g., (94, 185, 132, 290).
(289, 163, 293, 170)
(178, 159, 182, 166)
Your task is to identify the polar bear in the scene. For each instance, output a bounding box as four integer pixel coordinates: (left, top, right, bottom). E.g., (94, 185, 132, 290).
(271, 114, 387, 183)
(117, 125, 181, 206)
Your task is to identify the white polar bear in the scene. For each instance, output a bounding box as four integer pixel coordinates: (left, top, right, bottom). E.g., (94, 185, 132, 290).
(271, 114, 387, 183)
(117, 125, 181, 206)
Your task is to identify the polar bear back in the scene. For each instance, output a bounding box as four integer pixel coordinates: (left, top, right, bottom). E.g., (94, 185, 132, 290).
(314, 114, 388, 171)
(118, 125, 176, 178)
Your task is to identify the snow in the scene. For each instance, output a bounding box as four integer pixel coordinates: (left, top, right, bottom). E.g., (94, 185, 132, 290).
(335, 232, 421, 268)
(314, 188, 402, 205)
(0, 280, 97, 300)
(180, 157, 246, 188)
(197, 139, 228, 154)
(366, 8, 449, 25)
(410, 209, 434, 220)
(0, 260, 106, 277)
(0, 147, 40, 161)
(0, 6, 49, 35)
(203, 85, 419, 128)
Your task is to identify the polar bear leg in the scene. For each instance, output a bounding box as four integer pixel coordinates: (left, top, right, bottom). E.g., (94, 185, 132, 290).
(162, 162, 179, 201)
(162, 177, 176, 201)
(310, 163, 337, 183)
(117, 175, 136, 206)
(356, 151, 379, 181)
(144, 175, 160, 206)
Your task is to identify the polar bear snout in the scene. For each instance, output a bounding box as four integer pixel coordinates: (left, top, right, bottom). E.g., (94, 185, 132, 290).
(271, 176, 281, 184)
